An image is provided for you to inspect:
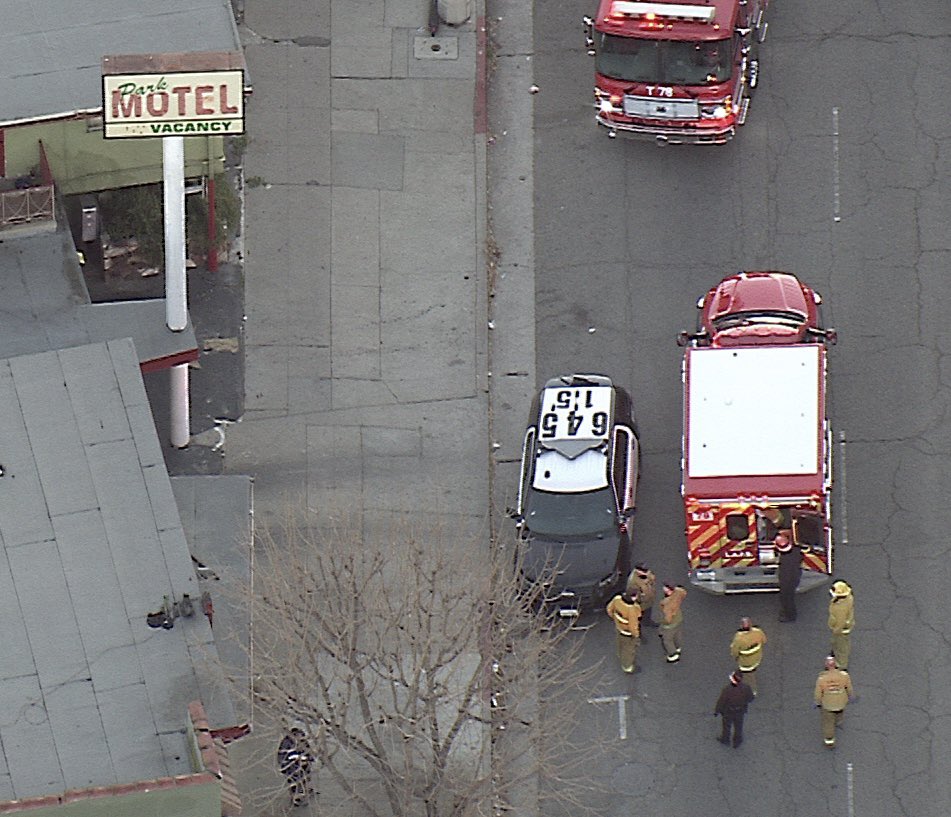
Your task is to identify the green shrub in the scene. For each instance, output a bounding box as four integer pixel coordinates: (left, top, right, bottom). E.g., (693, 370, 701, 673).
(98, 175, 241, 265)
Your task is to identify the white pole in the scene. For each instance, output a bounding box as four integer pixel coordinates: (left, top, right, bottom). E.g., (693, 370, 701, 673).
(164, 136, 187, 331)
(170, 363, 191, 448)
(163, 136, 190, 448)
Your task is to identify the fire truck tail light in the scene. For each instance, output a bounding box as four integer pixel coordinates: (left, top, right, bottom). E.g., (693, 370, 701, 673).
(697, 548, 712, 567)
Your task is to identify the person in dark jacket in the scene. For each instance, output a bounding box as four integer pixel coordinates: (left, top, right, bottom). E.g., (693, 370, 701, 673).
(776, 531, 802, 622)
(714, 671, 755, 748)
(277, 727, 316, 806)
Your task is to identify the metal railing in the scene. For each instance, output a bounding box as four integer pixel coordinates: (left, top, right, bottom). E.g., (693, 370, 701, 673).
(0, 184, 55, 228)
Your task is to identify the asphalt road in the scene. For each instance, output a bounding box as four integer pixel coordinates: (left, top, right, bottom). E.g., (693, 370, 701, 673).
(523, 0, 951, 815)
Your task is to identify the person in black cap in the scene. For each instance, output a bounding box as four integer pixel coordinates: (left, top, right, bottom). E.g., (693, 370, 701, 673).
(775, 530, 802, 622)
(714, 670, 755, 748)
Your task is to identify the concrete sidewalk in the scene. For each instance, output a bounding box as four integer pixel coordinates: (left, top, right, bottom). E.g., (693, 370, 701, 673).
(224, 0, 504, 811)
(229, 0, 489, 531)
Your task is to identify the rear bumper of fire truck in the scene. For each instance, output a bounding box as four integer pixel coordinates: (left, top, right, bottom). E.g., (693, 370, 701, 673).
(690, 566, 831, 595)
(595, 112, 735, 145)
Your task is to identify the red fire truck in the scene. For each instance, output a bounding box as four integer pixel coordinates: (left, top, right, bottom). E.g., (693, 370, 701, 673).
(583, 0, 768, 144)
(677, 272, 837, 594)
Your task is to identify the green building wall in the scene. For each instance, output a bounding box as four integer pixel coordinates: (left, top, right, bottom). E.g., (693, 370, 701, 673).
(3, 116, 225, 195)
(58, 778, 222, 817)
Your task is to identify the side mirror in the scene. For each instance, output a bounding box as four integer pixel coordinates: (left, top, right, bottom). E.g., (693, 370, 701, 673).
(676, 331, 690, 347)
(582, 16, 595, 54)
(825, 328, 838, 346)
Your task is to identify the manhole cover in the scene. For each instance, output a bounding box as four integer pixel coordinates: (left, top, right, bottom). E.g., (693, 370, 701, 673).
(611, 762, 655, 794)
(414, 36, 458, 60)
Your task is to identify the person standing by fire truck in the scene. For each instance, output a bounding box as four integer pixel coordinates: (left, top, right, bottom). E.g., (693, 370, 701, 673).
(659, 583, 687, 663)
(776, 531, 802, 622)
(626, 562, 658, 627)
(730, 617, 767, 696)
(814, 656, 854, 749)
(606, 590, 642, 673)
(828, 580, 855, 669)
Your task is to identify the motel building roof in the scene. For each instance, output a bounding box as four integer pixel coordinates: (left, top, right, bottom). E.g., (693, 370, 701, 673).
(0, 337, 240, 810)
(0, 0, 242, 125)
(0, 226, 198, 372)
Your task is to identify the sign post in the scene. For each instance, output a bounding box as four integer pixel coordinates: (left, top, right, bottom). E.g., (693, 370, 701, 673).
(102, 53, 245, 449)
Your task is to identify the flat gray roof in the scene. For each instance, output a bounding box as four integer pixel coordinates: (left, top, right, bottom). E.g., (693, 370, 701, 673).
(171, 475, 253, 724)
(0, 0, 242, 124)
(0, 339, 235, 801)
(0, 227, 197, 367)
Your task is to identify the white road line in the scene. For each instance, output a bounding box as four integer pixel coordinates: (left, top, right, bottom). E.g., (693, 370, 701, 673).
(588, 694, 630, 740)
(839, 431, 848, 546)
(832, 107, 841, 223)
(847, 762, 855, 817)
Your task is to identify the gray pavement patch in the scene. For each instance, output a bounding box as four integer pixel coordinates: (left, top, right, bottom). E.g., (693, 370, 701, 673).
(331, 29, 394, 77)
(293, 35, 330, 47)
(380, 189, 474, 272)
(331, 283, 382, 379)
(331, 187, 381, 284)
(331, 133, 406, 190)
(331, 108, 380, 133)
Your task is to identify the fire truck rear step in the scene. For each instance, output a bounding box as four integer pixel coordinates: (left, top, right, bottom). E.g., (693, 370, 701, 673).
(738, 98, 751, 126)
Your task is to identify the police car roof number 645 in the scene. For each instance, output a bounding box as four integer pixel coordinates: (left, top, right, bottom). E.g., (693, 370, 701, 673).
(540, 386, 612, 441)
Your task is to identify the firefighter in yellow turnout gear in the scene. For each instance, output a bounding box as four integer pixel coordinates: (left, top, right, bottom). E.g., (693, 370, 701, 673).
(659, 584, 687, 663)
(814, 655, 854, 748)
(626, 562, 658, 627)
(730, 617, 767, 695)
(606, 591, 642, 673)
(828, 580, 854, 669)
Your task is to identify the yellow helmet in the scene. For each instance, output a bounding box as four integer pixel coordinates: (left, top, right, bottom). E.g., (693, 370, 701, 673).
(830, 580, 851, 598)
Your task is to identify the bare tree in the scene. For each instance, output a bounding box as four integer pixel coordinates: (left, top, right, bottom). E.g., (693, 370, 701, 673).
(241, 510, 603, 817)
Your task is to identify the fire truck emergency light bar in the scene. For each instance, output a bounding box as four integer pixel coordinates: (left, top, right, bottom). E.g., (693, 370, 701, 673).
(609, 1, 717, 22)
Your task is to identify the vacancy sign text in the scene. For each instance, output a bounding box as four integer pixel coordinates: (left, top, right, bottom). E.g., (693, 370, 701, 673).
(103, 70, 244, 138)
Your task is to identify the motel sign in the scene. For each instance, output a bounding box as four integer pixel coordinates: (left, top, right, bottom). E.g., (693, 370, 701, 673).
(102, 54, 245, 139)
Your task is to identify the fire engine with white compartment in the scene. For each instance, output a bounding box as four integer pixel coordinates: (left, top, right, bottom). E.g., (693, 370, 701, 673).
(677, 271, 837, 594)
(583, 0, 768, 144)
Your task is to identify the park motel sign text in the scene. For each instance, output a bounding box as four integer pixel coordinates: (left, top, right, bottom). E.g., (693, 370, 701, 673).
(102, 54, 245, 139)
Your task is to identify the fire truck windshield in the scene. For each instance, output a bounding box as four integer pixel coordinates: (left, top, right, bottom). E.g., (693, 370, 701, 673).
(596, 34, 733, 86)
(712, 310, 807, 331)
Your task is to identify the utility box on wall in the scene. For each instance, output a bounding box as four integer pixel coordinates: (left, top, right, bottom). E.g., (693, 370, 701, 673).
(438, 0, 471, 25)
(80, 195, 99, 242)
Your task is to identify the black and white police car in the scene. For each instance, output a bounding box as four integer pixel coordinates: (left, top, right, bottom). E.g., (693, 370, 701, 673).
(511, 374, 640, 616)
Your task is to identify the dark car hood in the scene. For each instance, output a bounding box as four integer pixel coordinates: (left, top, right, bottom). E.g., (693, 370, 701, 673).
(520, 533, 621, 592)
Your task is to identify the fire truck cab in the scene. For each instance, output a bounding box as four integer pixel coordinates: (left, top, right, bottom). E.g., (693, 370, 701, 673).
(583, 0, 768, 144)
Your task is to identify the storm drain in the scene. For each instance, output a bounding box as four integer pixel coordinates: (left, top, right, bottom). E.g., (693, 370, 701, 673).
(414, 36, 458, 60)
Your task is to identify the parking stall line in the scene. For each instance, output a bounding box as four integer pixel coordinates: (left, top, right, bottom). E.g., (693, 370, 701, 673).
(587, 694, 630, 740)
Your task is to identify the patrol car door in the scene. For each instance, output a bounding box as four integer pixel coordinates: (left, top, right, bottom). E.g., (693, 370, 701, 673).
(516, 427, 536, 520)
(612, 425, 638, 515)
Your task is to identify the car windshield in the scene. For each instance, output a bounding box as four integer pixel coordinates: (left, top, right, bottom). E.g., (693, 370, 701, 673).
(524, 486, 617, 537)
(596, 35, 733, 86)
(712, 310, 807, 331)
